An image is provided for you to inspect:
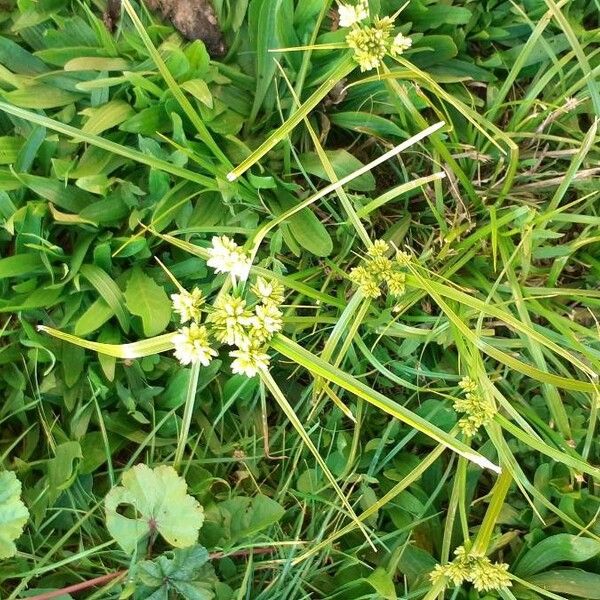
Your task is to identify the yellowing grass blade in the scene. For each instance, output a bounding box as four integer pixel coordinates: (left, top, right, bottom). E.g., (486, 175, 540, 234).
(38, 326, 175, 358)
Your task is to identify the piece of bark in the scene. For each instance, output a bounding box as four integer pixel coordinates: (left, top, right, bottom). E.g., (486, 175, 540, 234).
(146, 0, 227, 57)
(103, 0, 122, 32)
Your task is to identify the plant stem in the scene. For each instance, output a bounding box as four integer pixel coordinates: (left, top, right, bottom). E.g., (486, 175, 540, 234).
(174, 361, 201, 470)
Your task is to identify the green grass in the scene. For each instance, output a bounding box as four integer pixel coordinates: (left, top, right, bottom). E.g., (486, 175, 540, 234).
(1, 0, 599, 599)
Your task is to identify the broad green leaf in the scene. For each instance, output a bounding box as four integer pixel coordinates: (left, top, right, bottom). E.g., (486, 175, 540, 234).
(366, 568, 396, 599)
(105, 464, 204, 554)
(271, 194, 333, 257)
(0, 137, 23, 164)
(516, 534, 600, 576)
(217, 495, 284, 545)
(0, 471, 29, 559)
(137, 546, 215, 600)
(124, 268, 171, 337)
(527, 569, 600, 598)
(181, 79, 213, 108)
(0, 254, 43, 279)
(47, 442, 83, 502)
(3, 85, 80, 109)
(299, 149, 376, 192)
(17, 173, 93, 214)
(329, 112, 407, 140)
(248, 0, 284, 122)
(74, 298, 114, 336)
(80, 100, 135, 135)
(64, 56, 130, 71)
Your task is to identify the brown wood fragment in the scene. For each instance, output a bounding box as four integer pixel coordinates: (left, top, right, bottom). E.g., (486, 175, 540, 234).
(146, 0, 227, 57)
(103, 0, 122, 32)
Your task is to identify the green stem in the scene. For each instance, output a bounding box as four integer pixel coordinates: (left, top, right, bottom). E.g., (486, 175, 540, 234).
(174, 361, 201, 470)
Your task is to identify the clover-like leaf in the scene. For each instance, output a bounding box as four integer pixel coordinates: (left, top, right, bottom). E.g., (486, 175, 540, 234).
(0, 471, 29, 559)
(105, 464, 204, 554)
(136, 545, 216, 600)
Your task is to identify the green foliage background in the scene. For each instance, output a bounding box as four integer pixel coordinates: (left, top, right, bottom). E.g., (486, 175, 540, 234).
(0, 0, 599, 598)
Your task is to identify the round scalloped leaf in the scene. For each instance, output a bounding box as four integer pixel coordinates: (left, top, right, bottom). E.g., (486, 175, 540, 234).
(0, 471, 29, 559)
(105, 464, 204, 554)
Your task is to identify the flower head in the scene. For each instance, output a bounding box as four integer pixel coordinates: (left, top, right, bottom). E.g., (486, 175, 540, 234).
(338, 0, 368, 28)
(249, 303, 283, 344)
(458, 376, 478, 393)
(369, 255, 394, 279)
(173, 323, 217, 366)
(229, 346, 270, 377)
(387, 271, 406, 297)
(390, 32, 412, 56)
(171, 287, 204, 323)
(346, 16, 394, 71)
(251, 276, 285, 306)
(367, 239, 389, 258)
(349, 265, 381, 298)
(395, 250, 412, 266)
(454, 378, 494, 437)
(430, 546, 511, 592)
(207, 293, 253, 347)
(207, 236, 252, 281)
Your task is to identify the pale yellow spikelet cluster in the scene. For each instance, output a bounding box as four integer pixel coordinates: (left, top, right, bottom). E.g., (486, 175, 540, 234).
(207, 235, 252, 282)
(430, 546, 511, 592)
(453, 376, 494, 437)
(349, 239, 409, 299)
(338, 0, 368, 27)
(173, 322, 218, 366)
(172, 282, 284, 375)
(251, 276, 285, 307)
(207, 294, 254, 347)
(171, 283, 218, 367)
(171, 287, 204, 323)
(171, 234, 284, 374)
(339, 3, 412, 72)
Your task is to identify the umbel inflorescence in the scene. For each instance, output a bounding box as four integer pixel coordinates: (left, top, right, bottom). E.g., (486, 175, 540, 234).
(349, 239, 410, 299)
(171, 236, 284, 377)
(430, 546, 512, 592)
(338, 0, 412, 71)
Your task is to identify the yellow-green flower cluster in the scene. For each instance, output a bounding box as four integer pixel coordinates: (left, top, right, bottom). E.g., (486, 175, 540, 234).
(170, 232, 285, 377)
(171, 287, 204, 323)
(430, 546, 512, 592)
(207, 235, 252, 282)
(173, 322, 217, 366)
(208, 279, 284, 377)
(171, 266, 285, 376)
(349, 239, 408, 299)
(453, 376, 494, 437)
(338, 2, 412, 71)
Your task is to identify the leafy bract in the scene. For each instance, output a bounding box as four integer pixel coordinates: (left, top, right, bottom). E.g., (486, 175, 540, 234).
(105, 464, 204, 554)
(0, 471, 29, 559)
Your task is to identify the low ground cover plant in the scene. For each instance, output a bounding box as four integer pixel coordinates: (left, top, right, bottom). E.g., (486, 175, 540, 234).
(0, 0, 599, 598)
